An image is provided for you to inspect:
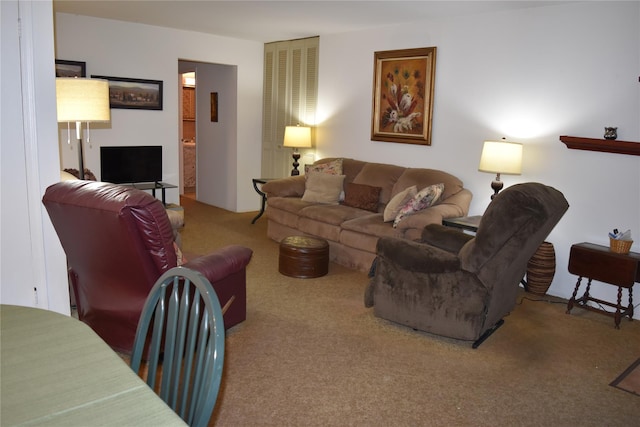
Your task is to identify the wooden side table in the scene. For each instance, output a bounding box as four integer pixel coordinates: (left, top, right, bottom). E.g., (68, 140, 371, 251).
(251, 178, 275, 224)
(566, 242, 639, 328)
(442, 215, 481, 232)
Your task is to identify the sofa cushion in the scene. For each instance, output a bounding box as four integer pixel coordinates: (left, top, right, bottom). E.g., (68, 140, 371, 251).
(383, 185, 417, 222)
(300, 204, 371, 226)
(301, 172, 345, 204)
(341, 215, 402, 253)
(352, 163, 406, 206)
(393, 183, 444, 228)
(267, 196, 313, 214)
(342, 183, 382, 212)
(392, 168, 463, 201)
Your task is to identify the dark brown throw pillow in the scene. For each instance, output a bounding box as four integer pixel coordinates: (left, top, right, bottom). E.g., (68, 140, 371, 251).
(342, 183, 382, 212)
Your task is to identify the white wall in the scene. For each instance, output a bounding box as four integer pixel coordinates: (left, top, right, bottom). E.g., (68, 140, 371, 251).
(54, 13, 263, 211)
(1, 0, 70, 313)
(318, 2, 640, 316)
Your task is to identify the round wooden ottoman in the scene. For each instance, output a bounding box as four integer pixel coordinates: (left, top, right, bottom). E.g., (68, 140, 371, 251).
(279, 235, 329, 278)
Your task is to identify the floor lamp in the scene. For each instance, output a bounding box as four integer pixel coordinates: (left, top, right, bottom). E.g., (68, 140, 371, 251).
(478, 139, 522, 200)
(56, 78, 111, 179)
(283, 125, 312, 176)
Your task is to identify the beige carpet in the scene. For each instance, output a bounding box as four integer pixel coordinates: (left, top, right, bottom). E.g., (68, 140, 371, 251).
(178, 196, 640, 426)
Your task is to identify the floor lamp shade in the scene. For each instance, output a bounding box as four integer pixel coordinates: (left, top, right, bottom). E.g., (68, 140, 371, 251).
(283, 125, 312, 176)
(56, 78, 111, 124)
(56, 78, 111, 179)
(478, 140, 522, 199)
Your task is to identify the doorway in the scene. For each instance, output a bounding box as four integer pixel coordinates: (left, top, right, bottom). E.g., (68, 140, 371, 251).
(177, 59, 238, 210)
(180, 70, 196, 198)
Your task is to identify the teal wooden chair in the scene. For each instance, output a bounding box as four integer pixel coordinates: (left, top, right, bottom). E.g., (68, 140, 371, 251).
(130, 267, 225, 427)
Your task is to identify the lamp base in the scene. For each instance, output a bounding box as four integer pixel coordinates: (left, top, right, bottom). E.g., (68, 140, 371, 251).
(490, 174, 503, 200)
(290, 152, 301, 176)
(78, 136, 85, 179)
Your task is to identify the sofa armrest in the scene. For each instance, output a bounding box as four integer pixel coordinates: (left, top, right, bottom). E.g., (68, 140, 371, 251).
(440, 188, 473, 216)
(376, 237, 461, 274)
(262, 176, 306, 198)
(183, 245, 253, 284)
(420, 224, 474, 253)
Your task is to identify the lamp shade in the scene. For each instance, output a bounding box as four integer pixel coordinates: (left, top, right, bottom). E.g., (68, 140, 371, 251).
(478, 140, 522, 175)
(283, 125, 312, 148)
(56, 78, 111, 123)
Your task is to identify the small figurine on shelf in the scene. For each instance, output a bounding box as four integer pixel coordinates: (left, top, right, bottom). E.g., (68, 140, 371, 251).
(604, 127, 618, 140)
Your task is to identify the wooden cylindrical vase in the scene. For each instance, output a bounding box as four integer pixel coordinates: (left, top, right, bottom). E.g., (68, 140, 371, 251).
(526, 241, 556, 296)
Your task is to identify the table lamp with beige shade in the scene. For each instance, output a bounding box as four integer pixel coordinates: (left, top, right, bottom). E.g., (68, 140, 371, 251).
(283, 125, 312, 176)
(478, 139, 523, 200)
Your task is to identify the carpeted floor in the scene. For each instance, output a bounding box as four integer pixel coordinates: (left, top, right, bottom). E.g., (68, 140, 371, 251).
(178, 196, 640, 426)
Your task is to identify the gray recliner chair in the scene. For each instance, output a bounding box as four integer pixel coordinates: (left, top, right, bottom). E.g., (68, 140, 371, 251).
(365, 182, 569, 347)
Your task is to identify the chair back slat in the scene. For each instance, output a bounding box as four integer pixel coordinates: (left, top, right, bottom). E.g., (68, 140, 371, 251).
(130, 267, 225, 427)
(168, 284, 192, 408)
(179, 297, 201, 415)
(146, 291, 166, 390)
(160, 279, 182, 403)
(188, 316, 210, 421)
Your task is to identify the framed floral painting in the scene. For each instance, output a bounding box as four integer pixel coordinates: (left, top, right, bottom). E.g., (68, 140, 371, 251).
(371, 47, 437, 145)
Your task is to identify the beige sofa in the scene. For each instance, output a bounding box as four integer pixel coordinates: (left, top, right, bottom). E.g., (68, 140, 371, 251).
(262, 158, 472, 272)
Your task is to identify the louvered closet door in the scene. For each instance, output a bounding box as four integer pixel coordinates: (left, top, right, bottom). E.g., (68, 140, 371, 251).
(262, 37, 319, 179)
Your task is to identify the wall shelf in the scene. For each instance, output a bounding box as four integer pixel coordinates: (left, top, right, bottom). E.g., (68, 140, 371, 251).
(560, 135, 640, 156)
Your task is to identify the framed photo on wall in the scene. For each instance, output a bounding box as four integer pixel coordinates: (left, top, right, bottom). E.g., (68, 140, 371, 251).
(55, 60, 86, 77)
(211, 92, 218, 122)
(91, 75, 163, 110)
(371, 47, 437, 145)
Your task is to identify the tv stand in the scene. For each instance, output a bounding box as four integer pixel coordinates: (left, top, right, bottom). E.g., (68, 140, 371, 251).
(124, 182, 177, 206)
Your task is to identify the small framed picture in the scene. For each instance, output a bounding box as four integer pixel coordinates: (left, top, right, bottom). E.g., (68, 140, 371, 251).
(55, 60, 86, 77)
(91, 75, 163, 110)
(211, 92, 218, 122)
(371, 47, 437, 145)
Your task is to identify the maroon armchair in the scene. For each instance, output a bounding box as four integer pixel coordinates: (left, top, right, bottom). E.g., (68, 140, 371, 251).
(43, 180, 252, 354)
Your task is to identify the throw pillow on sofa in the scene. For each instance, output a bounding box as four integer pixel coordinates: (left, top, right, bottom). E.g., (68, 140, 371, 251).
(383, 185, 417, 222)
(393, 183, 444, 228)
(304, 158, 343, 176)
(301, 172, 346, 204)
(342, 183, 382, 212)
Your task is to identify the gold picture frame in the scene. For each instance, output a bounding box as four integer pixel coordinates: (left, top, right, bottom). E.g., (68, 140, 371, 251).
(371, 47, 437, 145)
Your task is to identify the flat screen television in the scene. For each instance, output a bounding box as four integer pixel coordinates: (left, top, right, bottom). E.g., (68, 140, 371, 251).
(100, 145, 162, 184)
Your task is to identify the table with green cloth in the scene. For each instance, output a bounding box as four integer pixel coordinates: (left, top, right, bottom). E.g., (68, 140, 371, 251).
(0, 304, 186, 426)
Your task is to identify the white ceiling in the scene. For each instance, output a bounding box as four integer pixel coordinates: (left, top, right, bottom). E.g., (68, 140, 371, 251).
(53, 0, 571, 43)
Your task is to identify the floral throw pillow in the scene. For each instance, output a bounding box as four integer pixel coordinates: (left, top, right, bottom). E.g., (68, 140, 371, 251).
(173, 242, 188, 265)
(304, 158, 343, 176)
(393, 183, 444, 228)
